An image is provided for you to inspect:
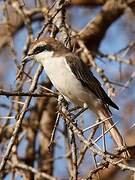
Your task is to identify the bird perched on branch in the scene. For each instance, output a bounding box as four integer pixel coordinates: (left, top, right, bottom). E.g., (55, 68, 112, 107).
(23, 37, 126, 152)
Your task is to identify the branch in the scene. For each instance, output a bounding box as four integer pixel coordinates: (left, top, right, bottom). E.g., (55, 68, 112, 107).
(71, 0, 106, 6)
(0, 89, 57, 97)
(8, 161, 56, 180)
(60, 109, 135, 173)
(78, 0, 126, 50)
(0, 4, 45, 50)
(0, 65, 43, 172)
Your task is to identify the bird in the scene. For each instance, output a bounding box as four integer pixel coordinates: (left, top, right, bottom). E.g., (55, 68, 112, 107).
(23, 37, 126, 150)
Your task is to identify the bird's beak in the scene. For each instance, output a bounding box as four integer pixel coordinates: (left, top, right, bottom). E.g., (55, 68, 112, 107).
(22, 55, 32, 64)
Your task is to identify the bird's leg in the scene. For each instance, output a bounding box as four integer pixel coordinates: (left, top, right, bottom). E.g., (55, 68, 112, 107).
(67, 106, 88, 122)
(67, 106, 82, 120)
(57, 93, 68, 107)
(71, 103, 88, 122)
(69, 106, 82, 112)
(57, 94, 87, 122)
(72, 107, 88, 123)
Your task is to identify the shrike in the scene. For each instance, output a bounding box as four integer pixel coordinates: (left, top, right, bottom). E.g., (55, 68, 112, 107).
(23, 37, 126, 150)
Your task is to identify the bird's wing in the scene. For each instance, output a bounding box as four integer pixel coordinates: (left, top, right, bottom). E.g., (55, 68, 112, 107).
(65, 53, 119, 110)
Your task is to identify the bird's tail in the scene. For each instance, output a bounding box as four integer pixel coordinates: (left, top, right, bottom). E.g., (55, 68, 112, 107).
(97, 106, 128, 158)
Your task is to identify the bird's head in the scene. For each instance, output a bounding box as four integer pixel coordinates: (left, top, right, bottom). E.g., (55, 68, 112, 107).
(23, 37, 69, 64)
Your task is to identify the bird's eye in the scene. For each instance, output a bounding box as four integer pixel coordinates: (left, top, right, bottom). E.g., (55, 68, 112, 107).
(33, 44, 53, 54)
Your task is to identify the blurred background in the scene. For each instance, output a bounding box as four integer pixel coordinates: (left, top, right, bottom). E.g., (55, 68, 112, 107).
(0, 0, 135, 179)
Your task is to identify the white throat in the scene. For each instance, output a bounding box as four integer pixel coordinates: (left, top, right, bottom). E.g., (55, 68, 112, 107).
(35, 51, 54, 64)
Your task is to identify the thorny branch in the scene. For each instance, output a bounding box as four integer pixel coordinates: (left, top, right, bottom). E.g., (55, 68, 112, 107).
(7, 160, 56, 180)
(0, 65, 43, 172)
(0, 0, 135, 179)
(0, 89, 57, 97)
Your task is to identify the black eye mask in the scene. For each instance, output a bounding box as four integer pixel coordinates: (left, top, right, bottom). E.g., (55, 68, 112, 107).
(32, 44, 53, 54)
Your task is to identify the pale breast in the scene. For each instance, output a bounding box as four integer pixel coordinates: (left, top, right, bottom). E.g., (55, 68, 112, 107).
(41, 56, 100, 109)
(41, 58, 81, 101)
(42, 57, 79, 91)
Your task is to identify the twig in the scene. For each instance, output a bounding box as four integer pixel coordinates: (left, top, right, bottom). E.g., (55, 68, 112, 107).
(60, 109, 135, 172)
(37, 0, 70, 39)
(8, 161, 56, 180)
(119, 71, 135, 94)
(48, 113, 60, 150)
(82, 117, 111, 133)
(86, 161, 109, 179)
(71, 131, 78, 180)
(0, 65, 43, 171)
(0, 89, 57, 97)
(78, 125, 99, 166)
(92, 154, 101, 180)
(97, 51, 135, 66)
